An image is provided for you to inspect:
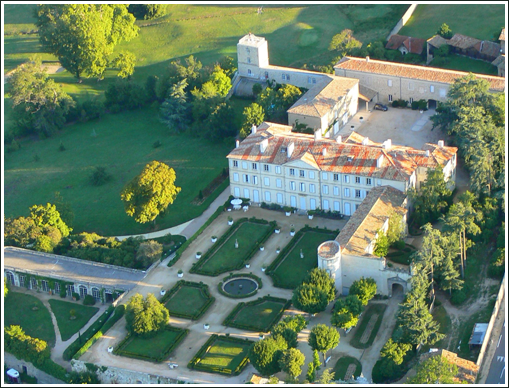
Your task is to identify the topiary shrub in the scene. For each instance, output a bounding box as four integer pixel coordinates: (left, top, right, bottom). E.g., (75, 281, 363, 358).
(72, 292, 80, 301)
(83, 294, 96, 306)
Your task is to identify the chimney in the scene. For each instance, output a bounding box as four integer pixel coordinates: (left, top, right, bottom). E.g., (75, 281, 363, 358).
(377, 154, 384, 168)
(382, 139, 392, 149)
(260, 138, 268, 153)
(366, 56, 370, 62)
(235, 139, 240, 148)
(251, 124, 257, 134)
(336, 135, 342, 144)
(287, 142, 295, 158)
(314, 130, 322, 141)
(362, 137, 369, 145)
(438, 140, 444, 148)
(425, 150, 430, 157)
(322, 147, 327, 156)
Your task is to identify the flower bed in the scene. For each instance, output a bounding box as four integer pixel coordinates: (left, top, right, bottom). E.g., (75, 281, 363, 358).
(160, 280, 214, 320)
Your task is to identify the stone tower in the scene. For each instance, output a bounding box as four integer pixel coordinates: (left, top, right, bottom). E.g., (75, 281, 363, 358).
(317, 240, 342, 291)
(237, 33, 269, 79)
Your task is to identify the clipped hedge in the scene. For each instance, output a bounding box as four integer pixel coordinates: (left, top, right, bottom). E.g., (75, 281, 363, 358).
(187, 334, 253, 376)
(218, 273, 263, 299)
(114, 326, 188, 362)
(191, 218, 277, 276)
(222, 296, 291, 333)
(63, 305, 115, 361)
(168, 196, 233, 267)
(160, 280, 215, 320)
(266, 226, 337, 288)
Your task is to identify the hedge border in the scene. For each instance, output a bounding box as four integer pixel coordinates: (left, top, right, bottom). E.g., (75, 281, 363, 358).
(217, 273, 263, 299)
(187, 334, 254, 376)
(350, 303, 388, 349)
(190, 217, 277, 277)
(160, 280, 215, 320)
(168, 195, 234, 267)
(222, 296, 291, 333)
(266, 226, 338, 289)
(114, 325, 189, 362)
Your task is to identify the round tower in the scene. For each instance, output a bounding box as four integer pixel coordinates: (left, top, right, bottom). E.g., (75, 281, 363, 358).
(317, 240, 342, 291)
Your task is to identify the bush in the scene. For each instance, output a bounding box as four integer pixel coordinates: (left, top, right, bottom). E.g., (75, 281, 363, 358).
(392, 239, 406, 250)
(72, 292, 80, 301)
(392, 99, 407, 108)
(80, 99, 105, 121)
(450, 289, 467, 305)
(252, 83, 263, 97)
(83, 294, 96, 306)
(411, 100, 420, 110)
(105, 79, 147, 112)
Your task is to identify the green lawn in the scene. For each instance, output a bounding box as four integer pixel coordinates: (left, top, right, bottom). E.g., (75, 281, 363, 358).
(163, 282, 213, 320)
(4, 292, 56, 347)
(115, 326, 187, 361)
(430, 54, 498, 75)
(399, 4, 505, 40)
(224, 297, 290, 332)
(350, 303, 387, 349)
(4, 106, 231, 236)
(47, 299, 99, 341)
(192, 337, 252, 375)
(269, 230, 337, 289)
(195, 221, 271, 276)
(333, 356, 362, 381)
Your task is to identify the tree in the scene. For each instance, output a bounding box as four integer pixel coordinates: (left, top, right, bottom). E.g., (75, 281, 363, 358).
(271, 315, 306, 348)
(160, 79, 190, 134)
(380, 338, 412, 365)
(158, 56, 203, 100)
(331, 295, 363, 330)
(105, 79, 147, 112)
(306, 361, 316, 382)
(408, 168, 452, 226)
(4, 279, 9, 298)
(53, 191, 74, 229)
(30, 203, 71, 237)
(4, 216, 42, 247)
(36, 4, 139, 80)
(308, 324, 340, 364)
(328, 29, 362, 57)
(387, 211, 404, 246)
(120, 161, 181, 224)
(136, 241, 163, 268)
(279, 348, 305, 381)
(128, 4, 167, 20)
(9, 58, 74, 137)
(348, 277, 377, 306)
(366, 41, 386, 59)
(240, 103, 265, 138)
(248, 336, 288, 376)
(218, 56, 237, 78)
(436, 23, 453, 39)
(256, 84, 302, 124)
(90, 166, 113, 186)
(318, 368, 336, 384)
(304, 268, 337, 303)
(407, 355, 457, 384)
(202, 101, 237, 142)
(292, 284, 328, 314)
(125, 293, 169, 336)
(373, 230, 390, 257)
(112, 51, 136, 79)
(204, 65, 232, 98)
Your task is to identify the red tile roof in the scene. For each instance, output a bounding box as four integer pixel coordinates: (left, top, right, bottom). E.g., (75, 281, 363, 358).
(227, 123, 457, 183)
(386, 34, 408, 50)
(427, 35, 448, 49)
(387, 35, 425, 55)
(474, 40, 502, 58)
(446, 33, 481, 50)
(334, 56, 505, 91)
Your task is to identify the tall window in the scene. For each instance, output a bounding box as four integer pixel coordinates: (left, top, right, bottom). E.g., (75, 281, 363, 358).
(310, 184, 316, 193)
(242, 161, 248, 169)
(233, 173, 239, 182)
(299, 170, 305, 178)
(277, 193, 283, 203)
(264, 177, 270, 186)
(344, 175, 350, 183)
(333, 186, 339, 196)
(265, 191, 271, 202)
(344, 188, 350, 197)
(54, 282, 60, 294)
(264, 164, 270, 172)
(430, 85, 435, 93)
(387, 79, 393, 87)
(309, 171, 315, 179)
(233, 160, 238, 168)
(290, 181, 296, 191)
(355, 189, 361, 198)
(243, 174, 249, 183)
(19, 275, 26, 287)
(323, 185, 329, 195)
(299, 182, 306, 192)
(253, 176, 258, 185)
(366, 178, 372, 186)
(252, 163, 258, 170)
(275, 166, 281, 174)
(322, 172, 328, 180)
(333, 173, 339, 181)
(355, 176, 361, 184)
(290, 168, 296, 176)
(388, 94, 393, 102)
(276, 178, 282, 188)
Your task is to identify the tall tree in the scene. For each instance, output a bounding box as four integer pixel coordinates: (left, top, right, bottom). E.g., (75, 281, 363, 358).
(380, 339, 412, 365)
(29, 203, 71, 237)
(436, 23, 453, 39)
(407, 355, 458, 384)
(331, 295, 363, 330)
(240, 103, 265, 139)
(203, 65, 232, 98)
(328, 29, 362, 57)
(160, 79, 190, 134)
(279, 348, 305, 381)
(157, 55, 203, 100)
(308, 324, 340, 364)
(112, 51, 136, 79)
(304, 268, 337, 303)
(120, 161, 181, 224)
(348, 277, 377, 306)
(292, 284, 328, 314)
(9, 58, 74, 137)
(125, 293, 169, 336)
(4, 216, 42, 248)
(248, 336, 288, 376)
(36, 4, 139, 80)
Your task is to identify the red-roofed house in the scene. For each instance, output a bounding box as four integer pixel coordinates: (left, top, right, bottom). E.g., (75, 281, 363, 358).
(386, 34, 426, 56)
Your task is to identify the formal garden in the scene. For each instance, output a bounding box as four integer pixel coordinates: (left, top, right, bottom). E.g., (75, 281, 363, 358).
(349, 303, 387, 349)
(222, 296, 291, 333)
(47, 299, 99, 341)
(333, 356, 362, 381)
(266, 227, 338, 289)
(190, 218, 276, 276)
(187, 334, 253, 376)
(161, 280, 214, 320)
(114, 326, 188, 362)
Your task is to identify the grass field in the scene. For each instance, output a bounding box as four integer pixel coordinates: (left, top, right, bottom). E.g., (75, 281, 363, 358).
(333, 356, 362, 381)
(163, 283, 212, 320)
(269, 230, 337, 289)
(191, 336, 252, 375)
(4, 106, 232, 236)
(115, 326, 187, 361)
(4, 292, 56, 347)
(399, 4, 505, 40)
(47, 299, 99, 341)
(224, 297, 289, 333)
(195, 221, 271, 275)
(350, 303, 387, 349)
(430, 54, 498, 75)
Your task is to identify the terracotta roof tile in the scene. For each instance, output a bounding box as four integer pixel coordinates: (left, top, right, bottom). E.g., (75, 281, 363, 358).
(386, 34, 408, 50)
(447, 33, 481, 50)
(334, 57, 505, 91)
(403, 37, 426, 54)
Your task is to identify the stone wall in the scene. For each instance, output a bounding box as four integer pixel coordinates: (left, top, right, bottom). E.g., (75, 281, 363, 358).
(4, 352, 66, 385)
(386, 4, 418, 40)
(71, 360, 183, 384)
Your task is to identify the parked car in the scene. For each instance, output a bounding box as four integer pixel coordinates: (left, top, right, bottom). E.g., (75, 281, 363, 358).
(374, 103, 388, 111)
